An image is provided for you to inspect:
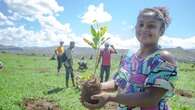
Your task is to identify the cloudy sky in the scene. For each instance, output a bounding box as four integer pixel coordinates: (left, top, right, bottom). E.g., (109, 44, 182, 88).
(0, 0, 195, 50)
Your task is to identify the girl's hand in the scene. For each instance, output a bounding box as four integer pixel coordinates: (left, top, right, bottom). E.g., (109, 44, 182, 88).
(80, 92, 110, 109)
(90, 92, 110, 108)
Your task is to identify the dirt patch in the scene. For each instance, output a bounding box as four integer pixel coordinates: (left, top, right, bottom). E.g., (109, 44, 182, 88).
(36, 68, 50, 73)
(22, 98, 61, 110)
(175, 89, 195, 98)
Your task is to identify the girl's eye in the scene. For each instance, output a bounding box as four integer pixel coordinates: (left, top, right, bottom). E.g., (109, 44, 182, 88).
(148, 24, 156, 29)
(139, 23, 144, 27)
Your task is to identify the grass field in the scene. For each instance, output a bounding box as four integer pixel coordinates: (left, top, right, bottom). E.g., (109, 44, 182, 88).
(0, 53, 195, 110)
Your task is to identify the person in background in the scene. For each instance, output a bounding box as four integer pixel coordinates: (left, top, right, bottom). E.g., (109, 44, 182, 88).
(78, 56, 88, 71)
(64, 41, 75, 88)
(55, 41, 64, 75)
(97, 43, 117, 82)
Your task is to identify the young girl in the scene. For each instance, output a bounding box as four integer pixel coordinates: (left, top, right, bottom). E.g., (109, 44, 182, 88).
(83, 7, 177, 110)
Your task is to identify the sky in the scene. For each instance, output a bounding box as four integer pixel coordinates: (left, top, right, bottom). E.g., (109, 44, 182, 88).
(0, 0, 195, 50)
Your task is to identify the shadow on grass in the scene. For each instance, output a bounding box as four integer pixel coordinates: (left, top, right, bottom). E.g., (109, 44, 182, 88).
(44, 87, 65, 95)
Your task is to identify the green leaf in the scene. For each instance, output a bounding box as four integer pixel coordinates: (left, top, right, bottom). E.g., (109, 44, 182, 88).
(92, 20, 97, 23)
(90, 25, 97, 37)
(92, 44, 97, 49)
(100, 26, 107, 37)
(100, 37, 110, 46)
(90, 23, 109, 49)
(93, 37, 99, 48)
(100, 37, 105, 42)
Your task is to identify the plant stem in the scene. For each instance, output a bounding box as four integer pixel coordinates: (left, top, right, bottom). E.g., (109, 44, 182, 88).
(94, 48, 100, 74)
(93, 23, 100, 75)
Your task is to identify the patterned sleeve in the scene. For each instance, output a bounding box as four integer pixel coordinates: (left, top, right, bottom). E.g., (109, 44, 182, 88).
(113, 55, 131, 89)
(144, 55, 177, 97)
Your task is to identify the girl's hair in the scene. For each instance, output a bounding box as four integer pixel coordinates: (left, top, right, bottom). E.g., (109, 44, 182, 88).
(138, 7, 171, 35)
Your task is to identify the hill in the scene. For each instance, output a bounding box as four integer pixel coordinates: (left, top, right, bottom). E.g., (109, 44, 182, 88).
(0, 44, 195, 62)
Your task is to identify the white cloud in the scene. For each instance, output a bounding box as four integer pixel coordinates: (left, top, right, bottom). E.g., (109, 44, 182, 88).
(0, 12, 7, 20)
(159, 36, 195, 49)
(0, 26, 75, 47)
(79, 32, 195, 51)
(0, 0, 75, 47)
(1, 24, 195, 49)
(4, 0, 64, 21)
(81, 3, 112, 24)
(37, 15, 71, 34)
(80, 32, 139, 52)
(1, 2, 114, 47)
(0, 12, 14, 26)
(0, 0, 195, 50)
(107, 35, 195, 50)
(106, 35, 195, 50)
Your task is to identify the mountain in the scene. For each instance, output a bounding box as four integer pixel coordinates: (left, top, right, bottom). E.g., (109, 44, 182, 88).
(0, 44, 195, 63)
(165, 47, 195, 63)
(0, 44, 23, 51)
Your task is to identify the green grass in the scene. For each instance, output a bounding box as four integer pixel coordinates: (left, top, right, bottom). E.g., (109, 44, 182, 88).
(0, 53, 195, 110)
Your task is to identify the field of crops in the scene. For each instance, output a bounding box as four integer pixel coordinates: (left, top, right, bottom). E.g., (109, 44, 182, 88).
(0, 53, 195, 110)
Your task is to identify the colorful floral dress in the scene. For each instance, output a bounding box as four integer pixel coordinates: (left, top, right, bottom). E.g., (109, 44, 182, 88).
(113, 50, 177, 110)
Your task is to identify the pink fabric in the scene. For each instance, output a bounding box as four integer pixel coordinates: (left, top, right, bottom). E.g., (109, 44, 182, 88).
(130, 74, 147, 85)
(115, 52, 172, 110)
(101, 49, 114, 66)
(128, 55, 160, 110)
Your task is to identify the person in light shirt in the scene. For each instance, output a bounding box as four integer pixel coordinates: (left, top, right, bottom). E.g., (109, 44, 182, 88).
(55, 41, 65, 75)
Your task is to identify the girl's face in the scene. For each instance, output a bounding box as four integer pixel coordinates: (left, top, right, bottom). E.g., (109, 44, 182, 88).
(136, 12, 163, 47)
